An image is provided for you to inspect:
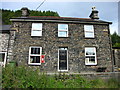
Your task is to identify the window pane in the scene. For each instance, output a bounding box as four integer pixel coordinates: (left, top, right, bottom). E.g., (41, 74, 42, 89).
(84, 25, 93, 31)
(86, 56, 95, 63)
(85, 48, 95, 55)
(30, 56, 40, 63)
(85, 32, 94, 37)
(32, 23, 42, 30)
(31, 47, 40, 54)
(31, 30, 42, 36)
(84, 25, 94, 38)
(59, 50, 67, 60)
(85, 57, 89, 63)
(58, 24, 68, 30)
(0, 53, 5, 62)
(58, 31, 67, 37)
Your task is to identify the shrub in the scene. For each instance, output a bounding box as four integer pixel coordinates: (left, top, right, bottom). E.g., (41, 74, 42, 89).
(2, 65, 47, 88)
(90, 78, 107, 88)
(2, 65, 120, 88)
(106, 78, 120, 88)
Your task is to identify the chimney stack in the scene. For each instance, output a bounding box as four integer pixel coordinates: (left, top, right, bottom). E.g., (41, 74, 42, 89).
(21, 7, 29, 17)
(89, 6, 99, 19)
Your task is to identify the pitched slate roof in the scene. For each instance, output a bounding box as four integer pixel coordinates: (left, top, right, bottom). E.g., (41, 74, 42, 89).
(10, 16, 112, 25)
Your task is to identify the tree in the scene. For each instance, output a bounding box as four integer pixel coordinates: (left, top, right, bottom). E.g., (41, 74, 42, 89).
(111, 32, 120, 47)
(1, 9, 60, 25)
(2, 9, 14, 24)
(113, 43, 120, 47)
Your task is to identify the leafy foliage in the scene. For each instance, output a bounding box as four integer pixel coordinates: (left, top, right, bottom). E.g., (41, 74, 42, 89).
(111, 32, 120, 47)
(1, 9, 59, 25)
(2, 65, 120, 88)
(113, 43, 120, 47)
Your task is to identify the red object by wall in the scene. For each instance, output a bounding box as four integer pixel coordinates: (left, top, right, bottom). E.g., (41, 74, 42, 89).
(41, 55, 45, 63)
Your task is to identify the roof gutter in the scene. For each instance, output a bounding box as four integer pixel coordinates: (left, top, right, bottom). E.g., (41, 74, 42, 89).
(10, 18, 112, 25)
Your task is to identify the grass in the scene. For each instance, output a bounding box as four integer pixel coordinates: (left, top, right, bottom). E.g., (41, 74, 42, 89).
(2, 65, 120, 88)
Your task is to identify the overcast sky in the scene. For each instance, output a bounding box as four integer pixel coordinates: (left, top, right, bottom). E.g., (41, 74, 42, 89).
(1, 1, 119, 34)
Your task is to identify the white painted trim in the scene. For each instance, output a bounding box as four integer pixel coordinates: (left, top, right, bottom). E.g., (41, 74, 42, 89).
(58, 48, 68, 72)
(85, 47, 97, 65)
(0, 52, 7, 67)
(28, 46, 42, 65)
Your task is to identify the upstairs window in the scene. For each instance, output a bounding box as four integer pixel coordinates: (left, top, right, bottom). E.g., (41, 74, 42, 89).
(31, 23, 42, 36)
(28, 46, 42, 65)
(85, 47, 97, 65)
(84, 25, 94, 38)
(58, 24, 68, 37)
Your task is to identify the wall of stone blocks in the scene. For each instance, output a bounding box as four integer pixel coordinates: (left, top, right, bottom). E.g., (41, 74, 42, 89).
(7, 30, 16, 62)
(0, 31, 16, 63)
(68, 72, 120, 82)
(0, 32, 9, 52)
(113, 49, 120, 68)
(10, 21, 113, 73)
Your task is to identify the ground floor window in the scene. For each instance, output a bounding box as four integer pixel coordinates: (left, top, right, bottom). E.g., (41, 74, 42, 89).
(0, 52, 7, 67)
(58, 47, 68, 71)
(85, 47, 97, 65)
(28, 46, 42, 65)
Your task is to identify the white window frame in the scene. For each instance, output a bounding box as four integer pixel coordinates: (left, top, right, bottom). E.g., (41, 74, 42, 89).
(84, 25, 94, 38)
(28, 46, 42, 65)
(58, 48, 68, 72)
(85, 47, 97, 65)
(0, 52, 7, 67)
(58, 24, 68, 37)
(31, 23, 42, 36)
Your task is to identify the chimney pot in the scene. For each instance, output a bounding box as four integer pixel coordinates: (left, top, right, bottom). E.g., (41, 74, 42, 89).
(89, 7, 99, 19)
(21, 7, 29, 17)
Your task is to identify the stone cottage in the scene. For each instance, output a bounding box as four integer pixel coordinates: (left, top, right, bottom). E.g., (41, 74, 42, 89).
(8, 7, 114, 73)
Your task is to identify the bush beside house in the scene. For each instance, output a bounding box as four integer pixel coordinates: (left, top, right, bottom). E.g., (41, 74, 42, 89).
(2, 65, 120, 88)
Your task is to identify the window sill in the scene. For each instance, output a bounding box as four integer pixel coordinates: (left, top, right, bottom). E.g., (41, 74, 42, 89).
(85, 63, 97, 65)
(84, 37, 95, 39)
(28, 63, 41, 66)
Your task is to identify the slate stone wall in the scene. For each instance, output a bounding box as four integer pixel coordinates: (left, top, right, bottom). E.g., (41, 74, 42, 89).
(7, 30, 16, 62)
(0, 32, 9, 52)
(10, 21, 113, 73)
(0, 31, 16, 63)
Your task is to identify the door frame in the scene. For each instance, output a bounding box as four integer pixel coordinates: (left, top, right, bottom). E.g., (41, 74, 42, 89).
(58, 48, 68, 72)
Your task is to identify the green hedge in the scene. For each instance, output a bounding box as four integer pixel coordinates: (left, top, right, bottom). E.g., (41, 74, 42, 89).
(2, 65, 120, 88)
